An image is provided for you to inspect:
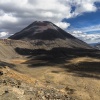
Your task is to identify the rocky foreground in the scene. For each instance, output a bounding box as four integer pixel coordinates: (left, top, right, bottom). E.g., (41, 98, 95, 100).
(0, 56, 100, 100)
(0, 66, 75, 100)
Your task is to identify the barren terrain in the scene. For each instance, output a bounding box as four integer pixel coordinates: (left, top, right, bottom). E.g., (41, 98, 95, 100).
(0, 21, 100, 100)
(0, 45, 100, 100)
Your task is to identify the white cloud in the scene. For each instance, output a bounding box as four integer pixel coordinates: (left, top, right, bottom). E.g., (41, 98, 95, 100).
(74, 1, 97, 13)
(56, 22, 70, 29)
(79, 24, 100, 33)
(71, 30, 100, 43)
(0, 14, 18, 23)
(0, 32, 9, 38)
(66, 0, 100, 18)
(0, 0, 100, 38)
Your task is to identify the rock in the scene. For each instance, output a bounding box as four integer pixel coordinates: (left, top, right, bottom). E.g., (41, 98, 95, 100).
(0, 71, 3, 75)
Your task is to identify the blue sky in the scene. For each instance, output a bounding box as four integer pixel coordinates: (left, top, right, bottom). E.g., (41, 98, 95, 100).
(64, 8, 100, 31)
(63, 2, 100, 43)
(64, 10, 100, 30)
(0, 0, 100, 43)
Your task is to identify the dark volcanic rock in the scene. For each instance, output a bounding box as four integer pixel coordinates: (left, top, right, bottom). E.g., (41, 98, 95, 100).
(0, 71, 3, 75)
(0, 77, 74, 100)
(9, 21, 92, 50)
(9, 21, 74, 40)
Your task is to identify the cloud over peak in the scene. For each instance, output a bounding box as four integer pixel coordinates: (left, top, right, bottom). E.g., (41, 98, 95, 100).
(0, 0, 100, 42)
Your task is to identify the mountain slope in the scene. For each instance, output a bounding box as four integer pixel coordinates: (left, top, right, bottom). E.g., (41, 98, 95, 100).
(0, 21, 100, 100)
(9, 21, 92, 49)
(9, 21, 74, 40)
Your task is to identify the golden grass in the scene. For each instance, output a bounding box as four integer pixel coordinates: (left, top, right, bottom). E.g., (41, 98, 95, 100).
(69, 57, 100, 64)
(1, 57, 100, 100)
(11, 59, 27, 64)
(0, 66, 36, 85)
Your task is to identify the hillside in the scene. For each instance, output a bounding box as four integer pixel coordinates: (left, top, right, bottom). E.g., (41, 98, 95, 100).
(9, 21, 92, 49)
(0, 21, 100, 100)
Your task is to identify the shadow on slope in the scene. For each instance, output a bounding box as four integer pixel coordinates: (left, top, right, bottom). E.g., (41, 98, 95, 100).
(63, 62, 100, 80)
(14, 47, 100, 79)
(15, 47, 100, 59)
(0, 61, 15, 68)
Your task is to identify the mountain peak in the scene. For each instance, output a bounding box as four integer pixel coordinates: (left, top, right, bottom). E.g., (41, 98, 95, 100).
(9, 21, 74, 40)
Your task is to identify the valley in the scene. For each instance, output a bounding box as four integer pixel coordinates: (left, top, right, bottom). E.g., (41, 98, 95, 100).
(0, 21, 100, 100)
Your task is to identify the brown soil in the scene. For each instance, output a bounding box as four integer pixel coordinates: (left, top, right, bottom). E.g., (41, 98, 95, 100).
(0, 39, 100, 100)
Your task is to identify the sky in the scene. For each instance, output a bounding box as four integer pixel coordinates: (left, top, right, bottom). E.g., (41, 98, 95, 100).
(0, 0, 100, 43)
